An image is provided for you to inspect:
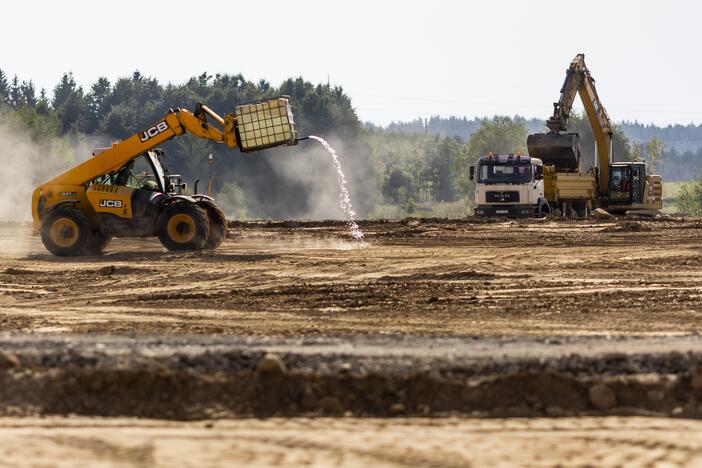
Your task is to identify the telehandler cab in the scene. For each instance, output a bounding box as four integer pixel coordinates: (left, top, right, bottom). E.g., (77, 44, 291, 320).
(32, 97, 298, 256)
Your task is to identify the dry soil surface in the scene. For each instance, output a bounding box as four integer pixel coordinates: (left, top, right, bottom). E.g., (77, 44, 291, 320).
(1, 217, 702, 336)
(1, 416, 702, 467)
(3, 217, 702, 466)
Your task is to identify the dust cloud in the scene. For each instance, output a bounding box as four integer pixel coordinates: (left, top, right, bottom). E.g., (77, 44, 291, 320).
(0, 110, 98, 221)
(0, 110, 103, 255)
(243, 234, 368, 251)
(246, 134, 376, 223)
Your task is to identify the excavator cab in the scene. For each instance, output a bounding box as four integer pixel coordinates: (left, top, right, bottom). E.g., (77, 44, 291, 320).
(608, 162, 646, 206)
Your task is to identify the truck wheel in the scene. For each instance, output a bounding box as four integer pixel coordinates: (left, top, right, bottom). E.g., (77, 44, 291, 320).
(196, 200, 227, 249)
(573, 201, 589, 219)
(157, 202, 210, 251)
(538, 203, 550, 218)
(40, 206, 94, 256)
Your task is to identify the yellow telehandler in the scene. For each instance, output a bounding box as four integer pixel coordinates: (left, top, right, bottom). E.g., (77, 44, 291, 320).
(32, 97, 298, 256)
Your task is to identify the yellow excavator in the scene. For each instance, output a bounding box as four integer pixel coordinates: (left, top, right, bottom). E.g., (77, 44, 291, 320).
(32, 97, 298, 256)
(527, 54, 663, 213)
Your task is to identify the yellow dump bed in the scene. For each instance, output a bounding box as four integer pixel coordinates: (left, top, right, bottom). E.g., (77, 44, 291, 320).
(544, 166, 596, 203)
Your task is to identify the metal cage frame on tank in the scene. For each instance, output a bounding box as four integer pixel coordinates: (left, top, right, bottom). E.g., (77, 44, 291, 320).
(234, 95, 298, 152)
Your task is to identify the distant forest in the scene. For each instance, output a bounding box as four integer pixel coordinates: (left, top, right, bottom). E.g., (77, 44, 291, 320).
(381, 117, 702, 181)
(1, 66, 701, 221)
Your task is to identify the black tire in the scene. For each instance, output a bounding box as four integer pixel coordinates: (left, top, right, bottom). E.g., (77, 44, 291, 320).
(40, 206, 94, 257)
(197, 200, 227, 249)
(573, 200, 589, 219)
(157, 202, 210, 251)
(581, 206, 590, 219)
(538, 203, 550, 218)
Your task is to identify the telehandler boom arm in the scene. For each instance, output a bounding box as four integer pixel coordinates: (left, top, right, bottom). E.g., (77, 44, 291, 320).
(46, 104, 237, 187)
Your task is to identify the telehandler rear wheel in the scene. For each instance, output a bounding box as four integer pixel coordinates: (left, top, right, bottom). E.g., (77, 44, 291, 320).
(40, 206, 94, 257)
(196, 200, 227, 249)
(157, 202, 210, 251)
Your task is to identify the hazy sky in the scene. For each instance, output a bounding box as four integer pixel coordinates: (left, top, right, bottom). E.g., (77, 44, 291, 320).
(1, 0, 700, 126)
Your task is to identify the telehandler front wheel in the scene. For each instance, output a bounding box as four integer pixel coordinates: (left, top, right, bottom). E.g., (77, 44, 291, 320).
(40, 206, 94, 257)
(196, 200, 227, 249)
(157, 203, 210, 251)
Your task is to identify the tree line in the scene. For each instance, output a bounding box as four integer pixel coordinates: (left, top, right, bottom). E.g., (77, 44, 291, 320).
(0, 69, 367, 219)
(2, 67, 701, 218)
(386, 115, 702, 182)
(0, 68, 497, 219)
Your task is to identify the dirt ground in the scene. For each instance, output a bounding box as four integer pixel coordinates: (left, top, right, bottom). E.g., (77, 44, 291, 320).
(1, 416, 701, 467)
(3, 217, 702, 466)
(1, 217, 702, 336)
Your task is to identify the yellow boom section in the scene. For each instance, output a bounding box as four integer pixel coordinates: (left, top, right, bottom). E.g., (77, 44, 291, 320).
(576, 61, 613, 194)
(47, 106, 232, 187)
(540, 54, 615, 194)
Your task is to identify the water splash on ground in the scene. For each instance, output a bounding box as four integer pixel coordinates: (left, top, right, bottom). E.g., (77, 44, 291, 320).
(308, 136, 365, 240)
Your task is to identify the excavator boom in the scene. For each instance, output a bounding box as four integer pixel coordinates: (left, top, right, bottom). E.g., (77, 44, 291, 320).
(527, 54, 613, 193)
(545, 54, 587, 134)
(578, 67, 614, 193)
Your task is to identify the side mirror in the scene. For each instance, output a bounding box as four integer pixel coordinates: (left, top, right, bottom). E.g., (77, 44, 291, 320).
(534, 165, 543, 180)
(469, 165, 475, 181)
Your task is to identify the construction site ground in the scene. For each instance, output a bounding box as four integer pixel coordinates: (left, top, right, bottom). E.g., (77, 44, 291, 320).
(2, 217, 702, 466)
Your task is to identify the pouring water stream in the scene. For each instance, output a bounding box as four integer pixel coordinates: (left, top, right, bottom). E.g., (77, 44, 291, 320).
(308, 136, 365, 241)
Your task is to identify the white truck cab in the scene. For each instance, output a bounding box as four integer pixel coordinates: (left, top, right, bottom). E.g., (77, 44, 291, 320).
(470, 153, 549, 218)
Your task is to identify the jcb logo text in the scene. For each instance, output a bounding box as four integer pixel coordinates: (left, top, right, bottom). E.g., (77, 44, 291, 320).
(99, 199, 123, 208)
(139, 121, 169, 142)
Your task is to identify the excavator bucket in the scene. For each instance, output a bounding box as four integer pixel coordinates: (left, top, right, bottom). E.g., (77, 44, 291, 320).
(526, 133, 580, 171)
(235, 96, 298, 152)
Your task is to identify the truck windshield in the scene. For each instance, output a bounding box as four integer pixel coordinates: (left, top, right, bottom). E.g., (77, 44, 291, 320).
(478, 163, 532, 184)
